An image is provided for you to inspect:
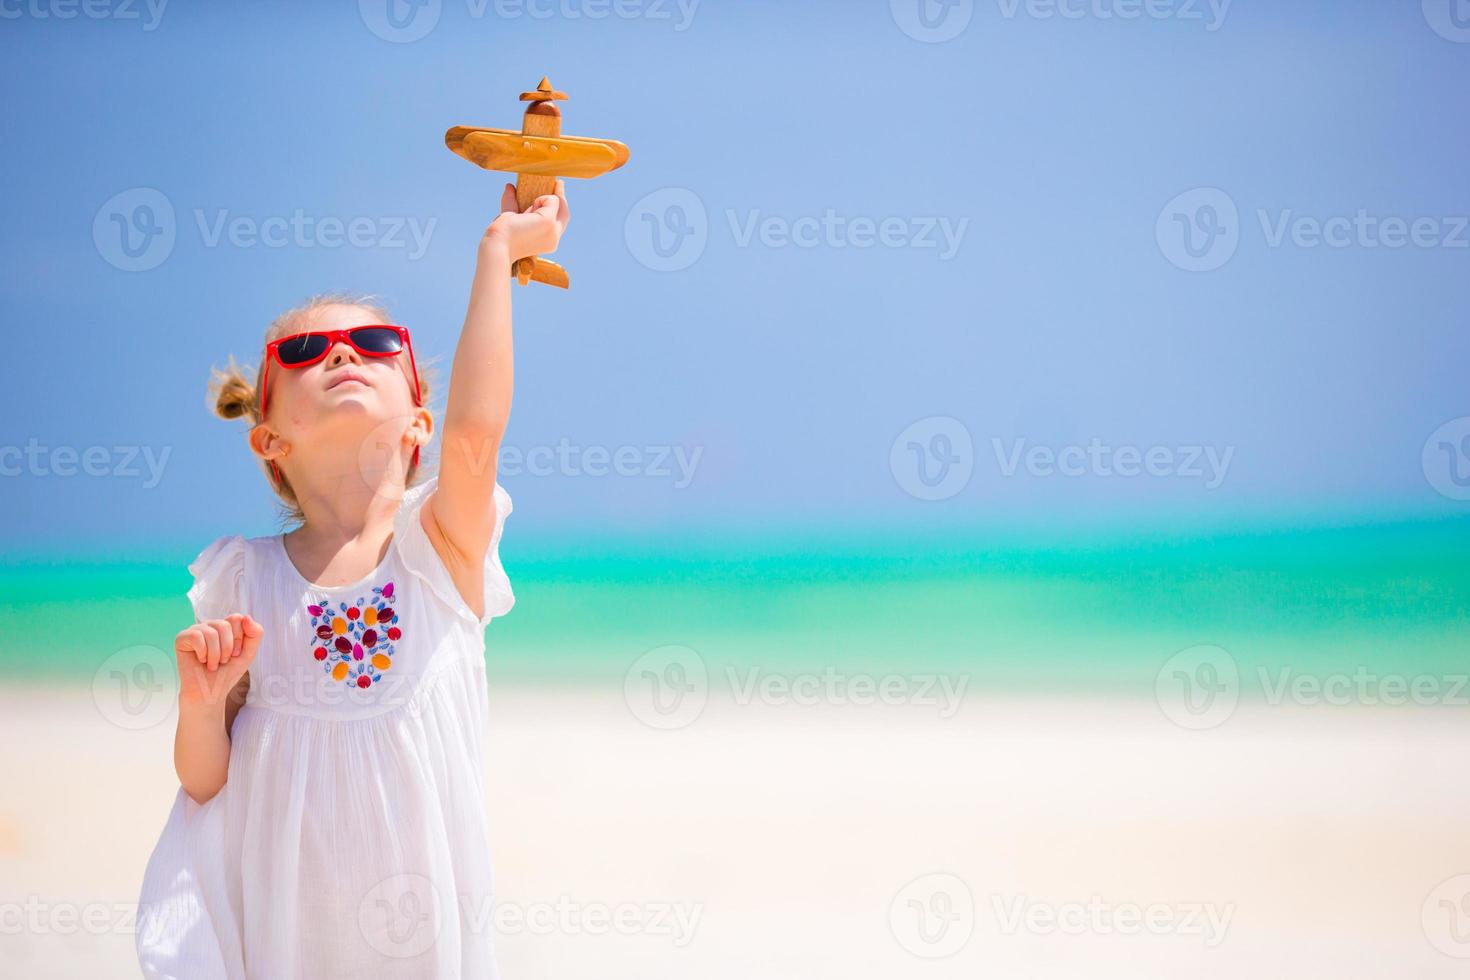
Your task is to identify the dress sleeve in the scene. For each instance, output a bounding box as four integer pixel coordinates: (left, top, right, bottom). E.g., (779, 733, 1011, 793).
(185, 535, 248, 624)
(393, 476, 515, 629)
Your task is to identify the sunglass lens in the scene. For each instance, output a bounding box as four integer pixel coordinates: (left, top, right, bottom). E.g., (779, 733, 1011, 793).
(276, 333, 330, 365)
(349, 327, 404, 355)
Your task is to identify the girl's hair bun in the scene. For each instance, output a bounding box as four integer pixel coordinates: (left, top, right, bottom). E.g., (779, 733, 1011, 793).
(209, 359, 260, 423)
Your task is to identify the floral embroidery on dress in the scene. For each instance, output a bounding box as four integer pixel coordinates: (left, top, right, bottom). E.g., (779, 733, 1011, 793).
(306, 581, 402, 688)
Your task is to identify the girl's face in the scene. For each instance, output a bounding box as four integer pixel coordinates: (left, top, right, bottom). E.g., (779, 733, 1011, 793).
(251, 303, 428, 474)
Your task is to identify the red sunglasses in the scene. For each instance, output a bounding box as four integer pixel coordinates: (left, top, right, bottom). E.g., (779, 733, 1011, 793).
(260, 325, 423, 484)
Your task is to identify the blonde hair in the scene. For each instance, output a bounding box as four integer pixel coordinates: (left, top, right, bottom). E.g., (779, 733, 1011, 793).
(208, 292, 433, 525)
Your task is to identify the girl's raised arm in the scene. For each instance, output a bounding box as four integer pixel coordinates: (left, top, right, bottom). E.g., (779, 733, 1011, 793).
(422, 180, 569, 619)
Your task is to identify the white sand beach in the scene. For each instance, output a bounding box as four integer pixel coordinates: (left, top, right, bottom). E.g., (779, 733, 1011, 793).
(2, 681, 1467, 978)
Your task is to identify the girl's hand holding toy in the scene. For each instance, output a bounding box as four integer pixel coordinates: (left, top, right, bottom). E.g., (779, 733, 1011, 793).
(481, 178, 571, 269)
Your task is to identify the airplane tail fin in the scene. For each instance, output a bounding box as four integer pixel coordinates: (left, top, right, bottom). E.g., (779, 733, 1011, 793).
(513, 256, 570, 289)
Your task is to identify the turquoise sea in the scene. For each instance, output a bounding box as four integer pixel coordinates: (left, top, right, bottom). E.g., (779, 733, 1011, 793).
(5, 515, 1467, 692)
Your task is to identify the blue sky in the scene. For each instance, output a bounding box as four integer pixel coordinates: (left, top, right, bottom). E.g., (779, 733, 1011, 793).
(2, 0, 1469, 555)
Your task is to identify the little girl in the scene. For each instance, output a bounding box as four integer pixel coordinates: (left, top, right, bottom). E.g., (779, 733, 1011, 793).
(136, 181, 569, 979)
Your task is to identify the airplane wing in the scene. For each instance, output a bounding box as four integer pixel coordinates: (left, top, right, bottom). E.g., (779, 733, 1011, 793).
(445, 127, 630, 178)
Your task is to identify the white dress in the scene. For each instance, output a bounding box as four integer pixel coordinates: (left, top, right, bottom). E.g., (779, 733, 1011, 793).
(136, 477, 514, 980)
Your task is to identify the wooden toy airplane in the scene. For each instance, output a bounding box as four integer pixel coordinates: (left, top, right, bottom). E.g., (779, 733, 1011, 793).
(446, 77, 630, 289)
